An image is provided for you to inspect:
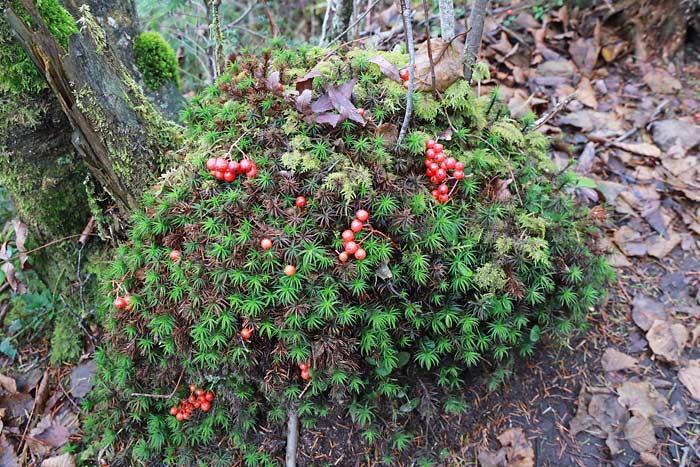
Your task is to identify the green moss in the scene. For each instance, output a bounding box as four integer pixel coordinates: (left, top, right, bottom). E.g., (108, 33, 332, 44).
(50, 311, 82, 365)
(133, 32, 180, 91)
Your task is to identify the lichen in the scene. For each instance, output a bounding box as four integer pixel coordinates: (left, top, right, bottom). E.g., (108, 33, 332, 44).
(133, 31, 180, 91)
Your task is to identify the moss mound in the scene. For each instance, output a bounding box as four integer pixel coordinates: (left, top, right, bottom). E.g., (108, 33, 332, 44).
(133, 31, 180, 91)
(85, 46, 611, 465)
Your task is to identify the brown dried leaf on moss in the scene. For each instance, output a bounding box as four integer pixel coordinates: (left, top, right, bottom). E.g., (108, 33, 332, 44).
(369, 56, 401, 83)
(414, 38, 464, 92)
(295, 69, 323, 93)
(308, 80, 365, 128)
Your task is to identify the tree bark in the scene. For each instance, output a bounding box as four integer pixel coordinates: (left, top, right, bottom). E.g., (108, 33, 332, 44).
(5, 0, 180, 213)
(438, 0, 455, 41)
(463, 0, 488, 82)
(328, 0, 353, 42)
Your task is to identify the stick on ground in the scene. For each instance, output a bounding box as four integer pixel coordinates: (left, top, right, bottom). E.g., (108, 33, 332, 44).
(397, 0, 415, 146)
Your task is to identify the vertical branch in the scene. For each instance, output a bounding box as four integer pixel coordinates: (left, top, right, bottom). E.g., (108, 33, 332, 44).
(329, 0, 354, 42)
(421, 0, 438, 98)
(210, 0, 224, 80)
(261, 0, 280, 37)
(438, 0, 456, 40)
(285, 407, 299, 467)
(463, 0, 488, 82)
(319, 0, 333, 45)
(397, 0, 415, 146)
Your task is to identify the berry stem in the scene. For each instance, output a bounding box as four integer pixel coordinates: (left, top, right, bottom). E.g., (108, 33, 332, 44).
(131, 365, 187, 399)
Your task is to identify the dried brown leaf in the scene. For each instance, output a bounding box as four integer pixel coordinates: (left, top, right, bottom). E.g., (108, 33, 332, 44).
(0, 374, 17, 394)
(678, 360, 700, 401)
(624, 416, 656, 453)
(41, 453, 76, 467)
(369, 56, 401, 83)
(610, 142, 662, 158)
(295, 69, 323, 93)
(0, 434, 19, 467)
(632, 295, 668, 331)
(646, 319, 688, 364)
(414, 38, 464, 92)
(1, 262, 26, 294)
(601, 348, 637, 372)
(617, 381, 668, 418)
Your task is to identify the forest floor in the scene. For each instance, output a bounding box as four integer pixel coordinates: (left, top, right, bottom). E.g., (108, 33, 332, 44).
(1, 3, 700, 467)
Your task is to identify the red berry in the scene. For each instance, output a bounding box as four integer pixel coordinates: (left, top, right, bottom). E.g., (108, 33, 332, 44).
(278, 83, 284, 91)
(240, 328, 253, 340)
(193, 400, 201, 408)
(201, 401, 211, 412)
(209, 170, 217, 177)
(425, 149, 436, 159)
(350, 219, 363, 233)
(182, 411, 191, 420)
(426, 139, 436, 149)
(445, 157, 456, 169)
(339, 251, 349, 262)
(431, 189, 439, 197)
(206, 158, 216, 170)
(357, 108, 365, 116)
(113, 297, 126, 309)
(344, 241, 359, 254)
(246, 167, 258, 179)
(188, 394, 196, 403)
(341, 230, 355, 242)
(400, 69, 409, 80)
(435, 153, 445, 163)
(428, 162, 438, 172)
(299, 362, 309, 371)
(438, 184, 449, 194)
(507, 9, 513, 15)
(195, 388, 204, 397)
(213, 170, 224, 180)
(170, 406, 178, 415)
(433, 143, 444, 153)
(355, 209, 369, 222)
(176, 412, 184, 421)
(455, 161, 465, 170)
(438, 194, 449, 203)
(224, 171, 235, 182)
(295, 196, 306, 208)
(228, 161, 240, 174)
(284, 265, 297, 276)
(215, 158, 228, 171)
(426, 168, 435, 177)
(403, 81, 409, 89)
(198, 395, 207, 403)
(430, 176, 439, 184)
(239, 159, 252, 172)
(261, 238, 273, 250)
(424, 159, 432, 167)
(301, 369, 311, 380)
(354, 248, 366, 260)
(189, 384, 196, 392)
(169, 249, 181, 261)
(205, 391, 214, 402)
(436, 168, 447, 180)
(454, 170, 464, 180)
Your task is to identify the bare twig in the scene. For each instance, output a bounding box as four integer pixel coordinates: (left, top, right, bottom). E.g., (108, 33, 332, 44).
(326, 0, 381, 46)
(222, 2, 255, 30)
(421, 0, 438, 98)
(261, 0, 279, 37)
(533, 92, 577, 130)
(319, 0, 333, 45)
(463, 0, 488, 81)
(397, 0, 415, 146)
(3, 233, 98, 263)
(285, 406, 299, 467)
(131, 366, 187, 399)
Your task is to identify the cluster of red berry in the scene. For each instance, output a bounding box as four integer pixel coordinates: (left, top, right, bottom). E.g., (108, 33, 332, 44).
(170, 384, 214, 421)
(205, 157, 258, 182)
(112, 295, 132, 310)
(424, 139, 464, 203)
(298, 361, 311, 381)
(400, 68, 411, 89)
(338, 210, 369, 262)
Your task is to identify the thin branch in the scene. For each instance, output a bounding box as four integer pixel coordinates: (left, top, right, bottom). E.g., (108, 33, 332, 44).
(222, 2, 255, 30)
(285, 406, 299, 467)
(397, 0, 415, 146)
(131, 366, 187, 399)
(261, 0, 279, 37)
(463, 0, 488, 81)
(326, 0, 381, 46)
(533, 92, 577, 130)
(319, 0, 333, 45)
(421, 0, 438, 98)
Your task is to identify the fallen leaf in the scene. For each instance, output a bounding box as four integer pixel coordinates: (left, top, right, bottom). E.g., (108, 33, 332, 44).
(617, 381, 668, 418)
(577, 77, 597, 108)
(624, 416, 656, 453)
(601, 348, 637, 372)
(643, 68, 682, 94)
(569, 37, 599, 76)
(35, 371, 50, 414)
(295, 89, 312, 114)
(0, 434, 19, 467)
(646, 319, 688, 364)
(632, 294, 668, 331)
(609, 142, 661, 158)
(265, 71, 280, 92)
(413, 38, 464, 92)
(678, 360, 700, 401)
(651, 120, 700, 152)
(295, 69, 323, 93)
(646, 231, 681, 259)
(1, 262, 26, 294)
(613, 226, 647, 257)
(28, 415, 71, 458)
(375, 123, 398, 147)
(369, 56, 401, 83)
(0, 374, 17, 394)
(479, 427, 534, 467)
(41, 453, 75, 467)
(7, 220, 28, 269)
(307, 79, 365, 127)
(639, 452, 661, 467)
(70, 360, 96, 399)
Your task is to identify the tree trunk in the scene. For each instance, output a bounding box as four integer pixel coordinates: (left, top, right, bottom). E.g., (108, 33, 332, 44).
(438, 0, 455, 41)
(463, 0, 488, 82)
(4, 0, 180, 213)
(329, 0, 353, 42)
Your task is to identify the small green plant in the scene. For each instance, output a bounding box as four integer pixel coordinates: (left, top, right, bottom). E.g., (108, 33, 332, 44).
(133, 31, 180, 91)
(86, 48, 611, 464)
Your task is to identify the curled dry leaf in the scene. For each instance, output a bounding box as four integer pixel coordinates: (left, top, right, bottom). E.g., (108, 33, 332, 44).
(41, 453, 76, 467)
(265, 71, 281, 93)
(413, 38, 464, 92)
(375, 123, 398, 147)
(631, 294, 668, 332)
(369, 55, 401, 83)
(646, 319, 688, 364)
(0, 374, 17, 394)
(624, 415, 656, 453)
(601, 348, 637, 372)
(478, 427, 534, 467)
(295, 68, 323, 93)
(678, 360, 700, 401)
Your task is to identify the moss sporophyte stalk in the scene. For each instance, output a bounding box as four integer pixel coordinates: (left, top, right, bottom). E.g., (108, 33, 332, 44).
(86, 47, 612, 465)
